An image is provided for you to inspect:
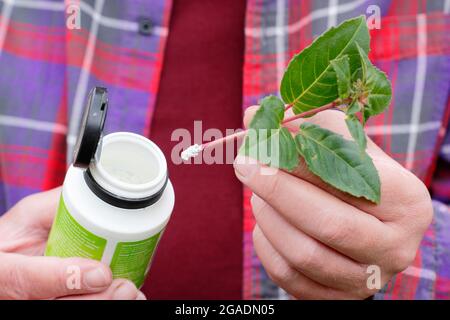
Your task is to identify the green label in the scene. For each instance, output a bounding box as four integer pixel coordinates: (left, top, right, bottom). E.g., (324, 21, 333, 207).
(45, 197, 106, 260)
(110, 232, 162, 288)
(46, 196, 163, 288)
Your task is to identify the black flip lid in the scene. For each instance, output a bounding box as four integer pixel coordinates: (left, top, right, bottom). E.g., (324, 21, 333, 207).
(73, 87, 108, 168)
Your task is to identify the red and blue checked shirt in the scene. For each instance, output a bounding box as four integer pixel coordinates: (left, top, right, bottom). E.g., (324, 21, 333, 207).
(0, 0, 449, 300)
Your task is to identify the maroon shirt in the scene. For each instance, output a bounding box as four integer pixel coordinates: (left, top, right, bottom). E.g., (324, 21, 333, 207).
(144, 0, 246, 299)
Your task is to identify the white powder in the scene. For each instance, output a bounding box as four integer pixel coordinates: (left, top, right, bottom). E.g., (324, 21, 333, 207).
(103, 164, 149, 184)
(181, 144, 202, 161)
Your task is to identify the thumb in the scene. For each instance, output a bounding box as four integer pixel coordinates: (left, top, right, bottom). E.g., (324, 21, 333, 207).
(243, 105, 259, 129)
(0, 253, 112, 300)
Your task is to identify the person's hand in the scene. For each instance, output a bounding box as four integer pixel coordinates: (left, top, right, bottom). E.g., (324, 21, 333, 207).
(0, 188, 146, 300)
(234, 107, 433, 299)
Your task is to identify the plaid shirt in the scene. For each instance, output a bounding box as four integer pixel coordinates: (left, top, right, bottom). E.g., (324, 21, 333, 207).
(0, 0, 448, 300)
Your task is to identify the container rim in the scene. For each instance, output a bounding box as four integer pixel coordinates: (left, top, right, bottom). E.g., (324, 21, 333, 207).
(89, 132, 168, 200)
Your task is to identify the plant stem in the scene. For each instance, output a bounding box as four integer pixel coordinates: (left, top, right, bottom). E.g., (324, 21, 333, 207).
(199, 100, 340, 152)
(284, 104, 293, 111)
(281, 100, 338, 124)
(201, 130, 248, 151)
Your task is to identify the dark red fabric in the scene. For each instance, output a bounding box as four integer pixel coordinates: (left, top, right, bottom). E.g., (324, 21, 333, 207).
(144, 0, 246, 299)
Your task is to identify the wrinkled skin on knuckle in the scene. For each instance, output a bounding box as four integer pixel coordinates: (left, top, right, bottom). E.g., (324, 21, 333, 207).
(258, 173, 282, 204)
(373, 227, 415, 275)
(343, 265, 373, 298)
(267, 258, 297, 287)
(389, 246, 418, 274)
(348, 263, 392, 299)
(317, 207, 391, 263)
(385, 174, 432, 274)
(1, 259, 30, 300)
(387, 166, 433, 225)
(355, 269, 386, 299)
(318, 211, 356, 248)
(406, 180, 434, 233)
(353, 281, 373, 299)
(376, 168, 432, 275)
(291, 242, 321, 273)
(252, 228, 295, 287)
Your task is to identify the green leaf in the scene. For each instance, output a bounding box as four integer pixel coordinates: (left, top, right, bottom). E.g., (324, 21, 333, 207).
(351, 67, 363, 83)
(345, 115, 367, 150)
(240, 96, 299, 171)
(346, 100, 361, 115)
(280, 16, 369, 114)
(295, 123, 380, 203)
(330, 55, 351, 100)
(355, 43, 392, 121)
(363, 106, 371, 125)
(246, 95, 285, 129)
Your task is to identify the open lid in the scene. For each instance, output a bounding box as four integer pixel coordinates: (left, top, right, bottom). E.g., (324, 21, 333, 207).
(73, 87, 109, 168)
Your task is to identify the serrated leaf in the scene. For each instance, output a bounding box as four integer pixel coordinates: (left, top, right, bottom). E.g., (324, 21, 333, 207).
(355, 43, 392, 121)
(330, 55, 351, 99)
(240, 96, 299, 171)
(295, 122, 380, 203)
(345, 115, 367, 150)
(280, 16, 369, 113)
(246, 95, 285, 129)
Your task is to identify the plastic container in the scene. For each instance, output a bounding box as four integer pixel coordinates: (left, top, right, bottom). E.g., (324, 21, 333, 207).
(45, 87, 174, 288)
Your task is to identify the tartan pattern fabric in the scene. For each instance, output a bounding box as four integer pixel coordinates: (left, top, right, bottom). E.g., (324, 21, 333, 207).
(0, 0, 172, 207)
(242, 0, 450, 299)
(0, 0, 449, 300)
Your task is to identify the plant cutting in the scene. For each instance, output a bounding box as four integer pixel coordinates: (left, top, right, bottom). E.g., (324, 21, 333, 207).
(182, 15, 392, 204)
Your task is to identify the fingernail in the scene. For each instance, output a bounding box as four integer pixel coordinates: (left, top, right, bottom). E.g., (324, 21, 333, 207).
(136, 291, 147, 300)
(234, 155, 258, 181)
(84, 267, 110, 289)
(112, 281, 138, 300)
(244, 107, 251, 117)
(250, 193, 257, 206)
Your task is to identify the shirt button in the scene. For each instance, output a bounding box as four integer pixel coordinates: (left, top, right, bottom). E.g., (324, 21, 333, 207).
(138, 17, 153, 36)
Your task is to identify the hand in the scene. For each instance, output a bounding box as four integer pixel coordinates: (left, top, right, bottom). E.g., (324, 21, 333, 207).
(234, 107, 433, 299)
(0, 188, 146, 300)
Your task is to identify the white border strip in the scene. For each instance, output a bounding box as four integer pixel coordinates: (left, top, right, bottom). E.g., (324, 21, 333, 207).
(327, 0, 339, 29)
(275, 0, 286, 86)
(0, 115, 67, 134)
(0, 0, 15, 57)
(67, 0, 103, 150)
(12, 0, 64, 11)
(402, 265, 436, 281)
(0, 117, 440, 137)
(245, 0, 366, 37)
(405, 14, 427, 170)
(0, 0, 168, 36)
(444, 0, 450, 14)
(365, 121, 441, 136)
